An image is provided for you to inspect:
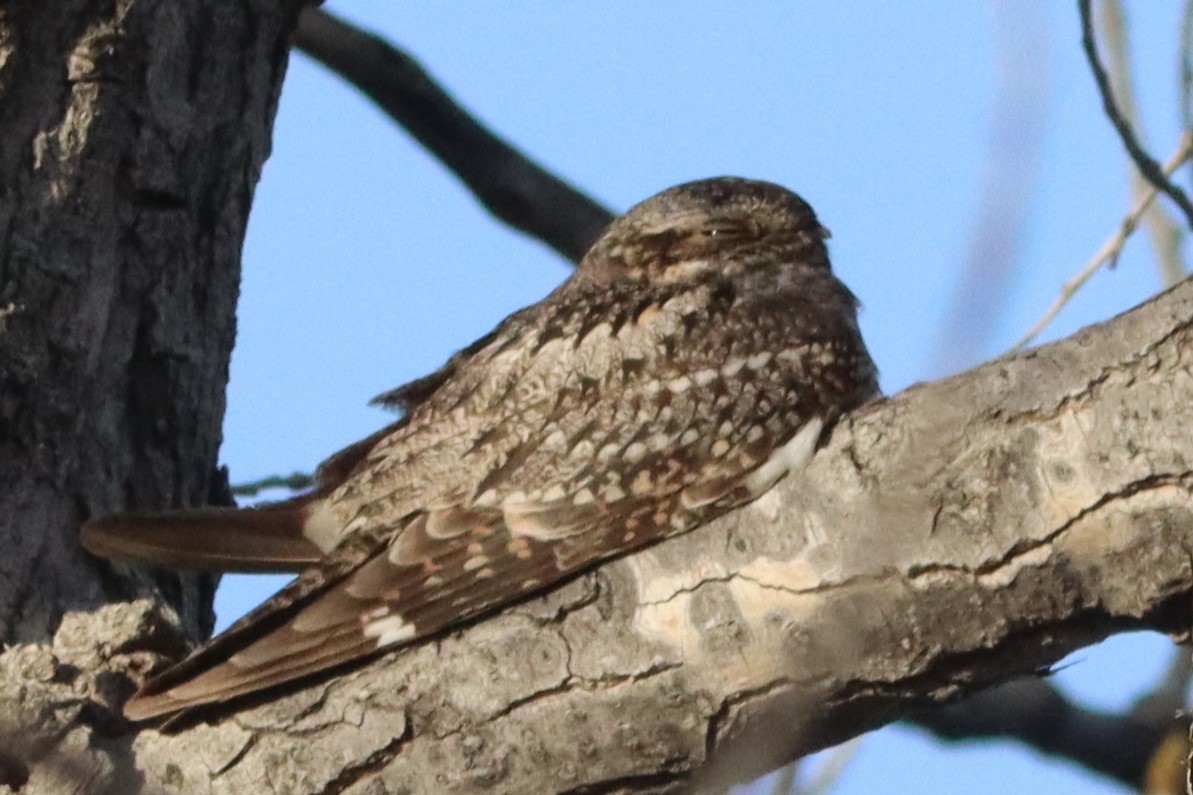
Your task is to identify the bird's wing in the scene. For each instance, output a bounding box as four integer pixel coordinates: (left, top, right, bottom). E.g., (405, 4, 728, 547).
(119, 486, 699, 721)
(122, 524, 396, 720)
(84, 307, 535, 576)
(368, 305, 537, 414)
(120, 414, 789, 720)
(120, 279, 826, 721)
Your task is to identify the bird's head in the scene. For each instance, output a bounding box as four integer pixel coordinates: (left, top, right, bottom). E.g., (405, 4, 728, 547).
(578, 177, 832, 286)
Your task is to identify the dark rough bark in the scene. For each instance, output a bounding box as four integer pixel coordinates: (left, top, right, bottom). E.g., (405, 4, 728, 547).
(0, 1, 297, 786)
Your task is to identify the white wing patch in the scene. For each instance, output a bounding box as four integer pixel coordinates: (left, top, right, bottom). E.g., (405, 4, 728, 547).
(363, 612, 416, 648)
(744, 416, 824, 495)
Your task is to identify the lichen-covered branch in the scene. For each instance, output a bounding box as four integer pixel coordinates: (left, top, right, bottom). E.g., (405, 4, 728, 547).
(11, 278, 1192, 794)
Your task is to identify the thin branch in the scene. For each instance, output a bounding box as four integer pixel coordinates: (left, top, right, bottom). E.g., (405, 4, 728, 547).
(229, 472, 314, 498)
(1127, 643, 1192, 793)
(799, 741, 860, 795)
(1098, 0, 1187, 286)
(1187, 681, 1192, 795)
(913, 649, 1190, 790)
(1129, 645, 1192, 727)
(1079, 0, 1193, 232)
(1011, 133, 1193, 351)
(769, 763, 797, 795)
(293, 8, 614, 264)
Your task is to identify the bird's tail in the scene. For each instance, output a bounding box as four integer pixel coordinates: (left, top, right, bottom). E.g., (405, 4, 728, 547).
(81, 502, 322, 574)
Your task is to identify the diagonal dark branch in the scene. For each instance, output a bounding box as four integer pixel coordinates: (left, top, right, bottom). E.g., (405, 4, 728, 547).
(1079, 0, 1193, 232)
(293, 8, 614, 264)
(1097, 0, 1187, 287)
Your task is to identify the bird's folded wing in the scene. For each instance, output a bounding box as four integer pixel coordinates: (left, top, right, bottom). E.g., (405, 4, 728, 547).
(116, 409, 813, 720)
(118, 509, 572, 721)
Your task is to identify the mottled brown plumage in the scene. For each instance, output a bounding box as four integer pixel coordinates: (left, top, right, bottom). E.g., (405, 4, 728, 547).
(81, 177, 878, 721)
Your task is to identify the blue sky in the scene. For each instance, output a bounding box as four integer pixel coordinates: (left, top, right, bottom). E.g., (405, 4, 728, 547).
(217, 4, 1185, 792)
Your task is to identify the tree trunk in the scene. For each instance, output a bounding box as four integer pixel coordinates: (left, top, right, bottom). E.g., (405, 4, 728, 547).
(0, 1, 298, 789)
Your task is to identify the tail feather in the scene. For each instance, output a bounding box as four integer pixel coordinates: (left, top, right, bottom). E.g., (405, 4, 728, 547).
(81, 504, 322, 574)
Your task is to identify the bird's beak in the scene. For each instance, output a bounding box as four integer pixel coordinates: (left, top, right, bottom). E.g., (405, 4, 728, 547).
(819, 225, 832, 239)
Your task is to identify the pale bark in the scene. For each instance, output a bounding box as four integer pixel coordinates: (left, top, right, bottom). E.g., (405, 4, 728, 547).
(6, 279, 1191, 794)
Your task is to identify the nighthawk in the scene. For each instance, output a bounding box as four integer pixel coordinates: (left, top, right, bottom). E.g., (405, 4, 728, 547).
(82, 177, 879, 721)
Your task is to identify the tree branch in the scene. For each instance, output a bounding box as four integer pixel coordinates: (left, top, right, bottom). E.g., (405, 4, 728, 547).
(1182, 0, 1193, 137)
(229, 472, 314, 498)
(293, 8, 615, 264)
(910, 644, 1190, 790)
(1079, 0, 1193, 231)
(1096, 0, 1188, 287)
(1012, 133, 1193, 351)
(909, 678, 1164, 788)
(12, 275, 1193, 794)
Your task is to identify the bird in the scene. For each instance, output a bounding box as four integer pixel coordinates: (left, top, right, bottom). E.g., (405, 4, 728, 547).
(81, 176, 879, 722)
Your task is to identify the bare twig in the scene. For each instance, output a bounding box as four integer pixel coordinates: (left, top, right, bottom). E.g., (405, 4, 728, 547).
(1098, 0, 1186, 286)
(293, 8, 614, 264)
(229, 472, 314, 498)
(1080, 0, 1193, 232)
(1011, 134, 1193, 351)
